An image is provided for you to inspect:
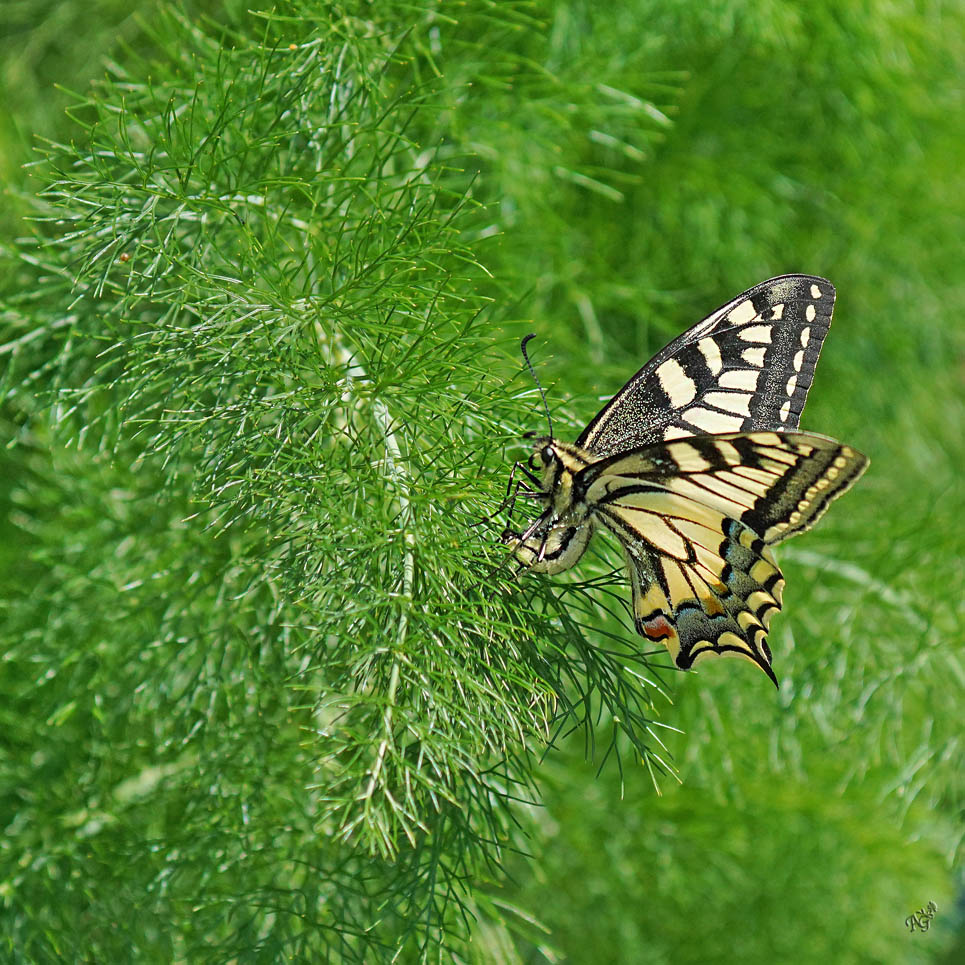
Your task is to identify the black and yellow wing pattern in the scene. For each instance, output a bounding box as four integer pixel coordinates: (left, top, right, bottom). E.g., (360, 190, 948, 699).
(576, 432, 867, 684)
(576, 275, 835, 456)
(503, 275, 867, 686)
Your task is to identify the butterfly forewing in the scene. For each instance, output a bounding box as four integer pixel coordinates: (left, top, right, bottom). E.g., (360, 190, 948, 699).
(575, 432, 867, 683)
(576, 275, 835, 457)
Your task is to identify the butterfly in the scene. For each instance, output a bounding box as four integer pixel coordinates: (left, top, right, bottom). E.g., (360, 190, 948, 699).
(500, 275, 868, 686)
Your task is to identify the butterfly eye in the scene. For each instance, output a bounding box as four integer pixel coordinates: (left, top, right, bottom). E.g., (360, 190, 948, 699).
(540, 445, 555, 466)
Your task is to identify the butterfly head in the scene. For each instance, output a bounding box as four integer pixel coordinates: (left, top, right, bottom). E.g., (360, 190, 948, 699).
(525, 435, 561, 486)
(523, 436, 596, 502)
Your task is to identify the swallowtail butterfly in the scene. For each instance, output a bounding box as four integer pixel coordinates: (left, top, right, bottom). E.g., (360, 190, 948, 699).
(501, 275, 868, 686)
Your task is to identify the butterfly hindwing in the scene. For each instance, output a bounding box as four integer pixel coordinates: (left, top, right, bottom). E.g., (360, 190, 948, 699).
(621, 526, 782, 684)
(576, 431, 868, 683)
(576, 275, 835, 457)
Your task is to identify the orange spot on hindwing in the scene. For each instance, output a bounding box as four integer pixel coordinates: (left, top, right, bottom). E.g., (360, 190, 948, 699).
(640, 614, 674, 641)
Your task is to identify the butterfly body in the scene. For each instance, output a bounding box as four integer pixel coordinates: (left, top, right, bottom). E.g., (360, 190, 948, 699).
(508, 439, 595, 573)
(503, 276, 868, 686)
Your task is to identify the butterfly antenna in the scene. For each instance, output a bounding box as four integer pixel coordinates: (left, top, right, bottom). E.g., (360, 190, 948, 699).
(520, 333, 554, 439)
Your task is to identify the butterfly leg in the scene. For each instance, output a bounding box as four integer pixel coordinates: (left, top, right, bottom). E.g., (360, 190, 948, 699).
(473, 460, 546, 527)
(485, 507, 553, 582)
(501, 506, 549, 542)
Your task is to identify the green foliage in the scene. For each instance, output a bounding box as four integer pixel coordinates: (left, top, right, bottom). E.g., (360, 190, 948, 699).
(1, 0, 962, 962)
(509, 759, 952, 965)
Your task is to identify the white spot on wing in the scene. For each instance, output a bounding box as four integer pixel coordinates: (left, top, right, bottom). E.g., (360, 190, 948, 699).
(682, 406, 743, 433)
(786, 375, 797, 396)
(800, 327, 810, 347)
(729, 299, 758, 325)
(697, 337, 723, 375)
(793, 350, 804, 371)
(771, 303, 785, 320)
(810, 284, 822, 298)
(742, 346, 766, 367)
(655, 358, 697, 406)
(779, 399, 791, 421)
(805, 304, 816, 322)
(738, 325, 773, 343)
(703, 391, 751, 416)
(719, 369, 761, 391)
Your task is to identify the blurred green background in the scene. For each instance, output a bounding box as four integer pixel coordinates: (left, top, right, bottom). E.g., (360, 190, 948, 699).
(1, 1, 962, 962)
